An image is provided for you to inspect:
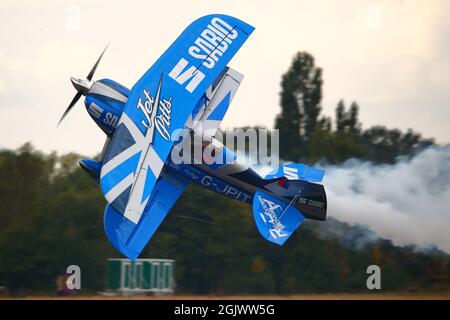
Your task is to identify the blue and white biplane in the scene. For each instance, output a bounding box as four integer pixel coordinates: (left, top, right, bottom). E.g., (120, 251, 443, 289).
(59, 15, 327, 260)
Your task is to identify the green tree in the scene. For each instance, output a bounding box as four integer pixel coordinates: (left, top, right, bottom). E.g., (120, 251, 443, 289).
(361, 126, 434, 163)
(275, 52, 323, 161)
(336, 100, 346, 133)
(335, 100, 361, 135)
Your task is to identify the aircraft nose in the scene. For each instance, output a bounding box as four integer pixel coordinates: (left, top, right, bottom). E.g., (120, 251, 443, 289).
(70, 76, 92, 95)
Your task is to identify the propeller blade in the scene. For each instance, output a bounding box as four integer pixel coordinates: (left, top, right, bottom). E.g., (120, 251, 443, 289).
(86, 44, 109, 81)
(57, 91, 82, 126)
(58, 44, 109, 126)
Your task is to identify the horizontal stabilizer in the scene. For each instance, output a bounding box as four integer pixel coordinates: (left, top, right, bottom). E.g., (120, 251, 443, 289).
(252, 190, 305, 246)
(265, 163, 325, 183)
(104, 172, 187, 260)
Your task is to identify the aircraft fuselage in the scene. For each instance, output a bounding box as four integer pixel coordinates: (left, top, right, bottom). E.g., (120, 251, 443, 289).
(80, 78, 326, 221)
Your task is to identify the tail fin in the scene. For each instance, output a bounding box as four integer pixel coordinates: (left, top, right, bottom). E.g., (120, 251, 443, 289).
(252, 190, 305, 245)
(264, 163, 327, 221)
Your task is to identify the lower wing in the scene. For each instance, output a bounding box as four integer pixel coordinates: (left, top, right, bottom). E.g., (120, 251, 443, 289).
(104, 171, 187, 260)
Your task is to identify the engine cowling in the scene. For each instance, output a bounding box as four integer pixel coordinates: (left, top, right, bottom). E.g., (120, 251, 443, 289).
(84, 79, 130, 135)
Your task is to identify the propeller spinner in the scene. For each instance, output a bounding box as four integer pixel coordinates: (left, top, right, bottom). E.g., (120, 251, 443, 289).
(58, 44, 109, 126)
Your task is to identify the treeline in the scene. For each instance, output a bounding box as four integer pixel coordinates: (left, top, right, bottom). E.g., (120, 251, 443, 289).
(0, 144, 448, 294)
(274, 52, 434, 164)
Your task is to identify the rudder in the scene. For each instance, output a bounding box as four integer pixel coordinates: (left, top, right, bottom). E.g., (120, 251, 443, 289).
(252, 190, 305, 245)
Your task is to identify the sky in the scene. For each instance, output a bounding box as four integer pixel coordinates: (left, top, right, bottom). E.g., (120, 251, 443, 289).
(1, 0, 449, 156)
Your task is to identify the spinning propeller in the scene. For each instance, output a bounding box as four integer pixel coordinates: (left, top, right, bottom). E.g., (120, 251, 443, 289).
(58, 44, 109, 125)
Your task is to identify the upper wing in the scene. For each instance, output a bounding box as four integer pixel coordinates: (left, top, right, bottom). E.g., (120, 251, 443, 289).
(100, 15, 254, 224)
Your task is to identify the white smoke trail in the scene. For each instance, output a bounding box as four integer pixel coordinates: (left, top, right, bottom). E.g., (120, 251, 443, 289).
(324, 146, 450, 253)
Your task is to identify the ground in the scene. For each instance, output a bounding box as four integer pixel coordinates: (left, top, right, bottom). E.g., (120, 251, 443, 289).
(2, 293, 450, 300)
